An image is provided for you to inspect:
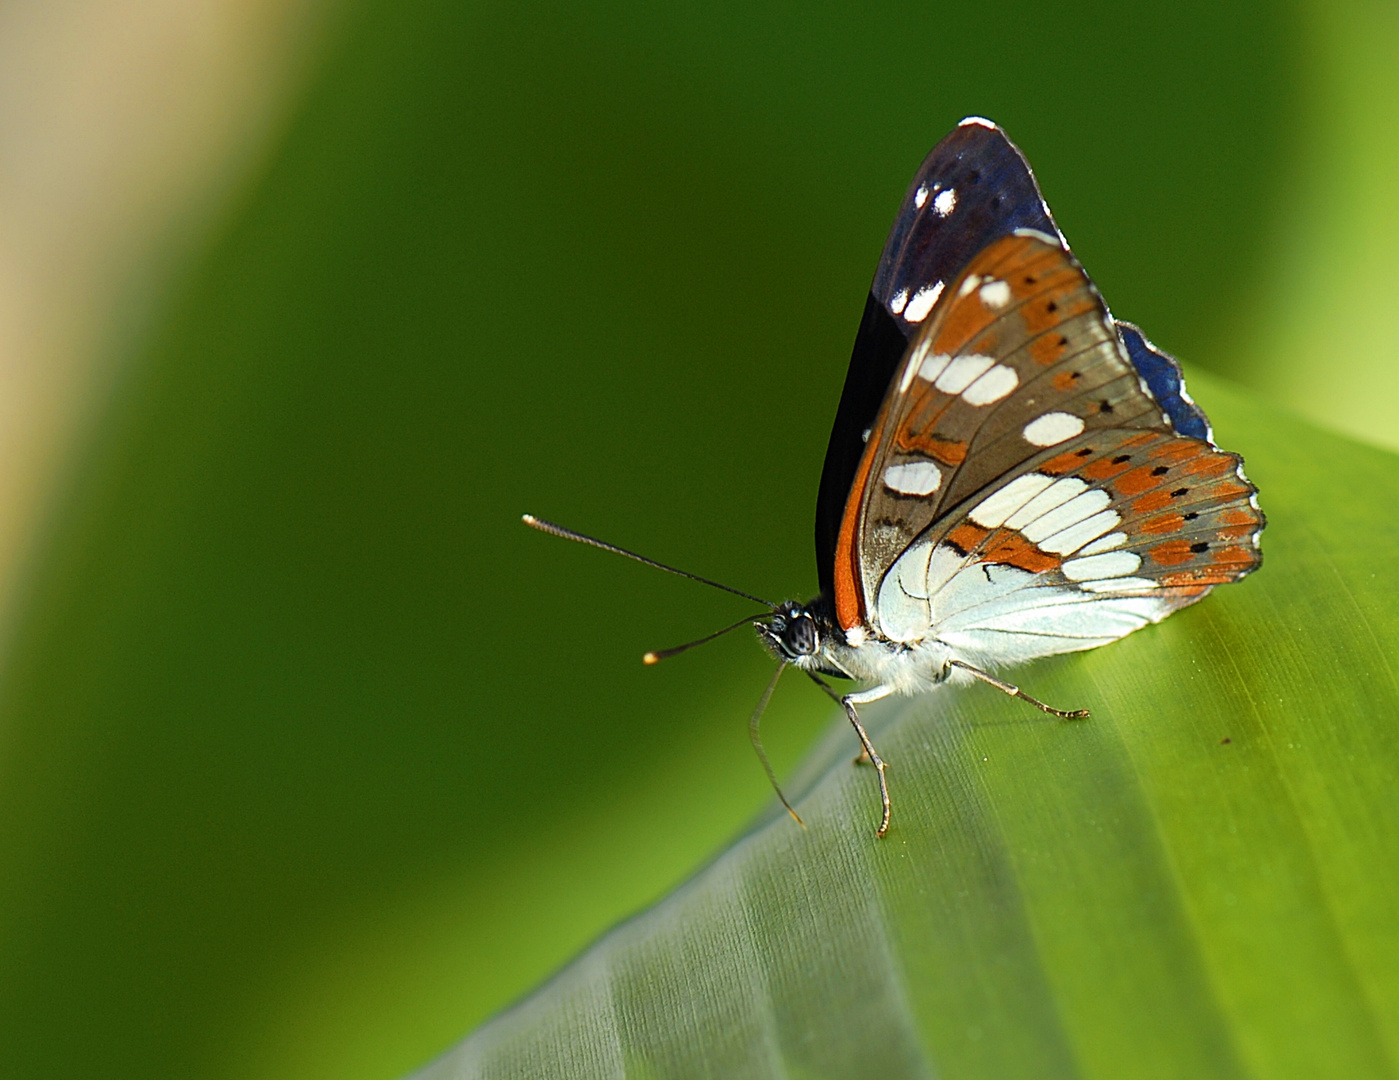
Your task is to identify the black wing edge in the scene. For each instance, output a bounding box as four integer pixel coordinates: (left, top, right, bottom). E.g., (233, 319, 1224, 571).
(814, 118, 1061, 599)
(813, 294, 906, 602)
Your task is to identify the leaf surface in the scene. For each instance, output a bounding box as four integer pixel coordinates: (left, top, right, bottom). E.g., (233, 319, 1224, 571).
(414, 374, 1399, 1080)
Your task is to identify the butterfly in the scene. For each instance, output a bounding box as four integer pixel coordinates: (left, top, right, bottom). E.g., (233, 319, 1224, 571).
(525, 117, 1264, 838)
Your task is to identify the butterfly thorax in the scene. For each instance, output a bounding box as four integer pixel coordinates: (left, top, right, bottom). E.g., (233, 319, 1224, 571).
(758, 597, 955, 695)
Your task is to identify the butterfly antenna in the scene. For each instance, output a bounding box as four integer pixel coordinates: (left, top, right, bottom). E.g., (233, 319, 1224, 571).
(521, 514, 775, 607)
(750, 662, 805, 828)
(642, 611, 774, 665)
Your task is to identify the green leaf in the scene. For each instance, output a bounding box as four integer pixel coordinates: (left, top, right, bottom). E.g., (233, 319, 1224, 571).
(414, 373, 1399, 1080)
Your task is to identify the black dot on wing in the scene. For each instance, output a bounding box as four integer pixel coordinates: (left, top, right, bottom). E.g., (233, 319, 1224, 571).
(1111, 454, 1131, 464)
(1099, 399, 1114, 413)
(1024, 275, 1036, 284)
(1171, 487, 1189, 498)
(1184, 511, 1199, 520)
(1047, 300, 1058, 312)
(1190, 541, 1210, 553)
(1075, 447, 1094, 457)
(1058, 335, 1069, 346)
(1152, 465, 1169, 476)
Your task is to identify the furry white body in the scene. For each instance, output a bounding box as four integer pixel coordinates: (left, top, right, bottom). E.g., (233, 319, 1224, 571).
(796, 633, 956, 699)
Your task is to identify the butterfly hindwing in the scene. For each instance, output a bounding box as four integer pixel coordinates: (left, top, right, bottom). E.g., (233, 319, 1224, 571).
(869, 427, 1262, 659)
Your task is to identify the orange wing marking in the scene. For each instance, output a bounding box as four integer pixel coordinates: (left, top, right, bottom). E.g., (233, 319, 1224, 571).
(983, 531, 1061, 573)
(1081, 454, 1136, 482)
(1140, 513, 1185, 535)
(1133, 490, 1176, 513)
(1148, 539, 1195, 566)
(1114, 465, 1167, 496)
(1041, 446, 1097, 475)
(1020, 284, 1096, 336)
(945, 522, 991, 555)
(1031, 333, 1071, 366)
(833, 443, 878, 631)
(894, 428, 968, 466)
(1212, 545, 1255, 568)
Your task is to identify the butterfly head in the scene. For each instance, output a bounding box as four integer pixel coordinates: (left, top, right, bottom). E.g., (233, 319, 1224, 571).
(758, 600, 824, 662)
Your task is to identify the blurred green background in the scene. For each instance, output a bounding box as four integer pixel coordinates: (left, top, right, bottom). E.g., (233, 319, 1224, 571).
(0, 1, 1393, 1079)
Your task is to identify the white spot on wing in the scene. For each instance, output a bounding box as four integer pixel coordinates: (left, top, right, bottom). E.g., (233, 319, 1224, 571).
(1079, 531, 1126, 556)
(969, 473, 1054, 528)
(883, 461, 943, 496)
(916, 350, 950, 384)
(899, 341, 927, 392)
(1040, 509, 1121, 555)
(903, 281, 944, 323)
(979, 279, 1012, 308)
(914, 185, 929, 209)
(1023, 490, 1112, 543)
(1005, 477, 1086, 529)
(889, 288, 909, 315)
(1080, 576, 1157, 593)
(1023, 411, 1085, 446)
(934, 354, 995, 394)
(961, 363, 1019, 406)
(932, 188, 957, 216)
(957, 275, 982, 298)
(1062, 551, 1142, 581)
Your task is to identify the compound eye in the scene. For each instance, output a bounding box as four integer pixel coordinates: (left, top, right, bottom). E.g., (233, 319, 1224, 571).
(786, 614, 818, 656)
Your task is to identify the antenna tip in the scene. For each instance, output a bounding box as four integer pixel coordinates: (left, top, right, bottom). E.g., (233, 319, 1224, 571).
(642, 652, 659, 665)
(521, 513, 537, 526)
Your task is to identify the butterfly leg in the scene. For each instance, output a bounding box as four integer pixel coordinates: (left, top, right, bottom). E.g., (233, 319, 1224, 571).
(949, 659, 1089, 719)
(805, 674, 894, 837)
(749, 663, 806, 829)
(843, 687, 893, 837)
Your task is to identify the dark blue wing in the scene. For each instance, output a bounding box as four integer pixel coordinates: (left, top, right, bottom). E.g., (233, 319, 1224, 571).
(1116, 322, 1212, 442)
(871, 118, 1060, 325)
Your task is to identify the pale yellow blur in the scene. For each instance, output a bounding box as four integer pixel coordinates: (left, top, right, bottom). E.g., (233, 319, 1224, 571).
(0, 0, 331, 640)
